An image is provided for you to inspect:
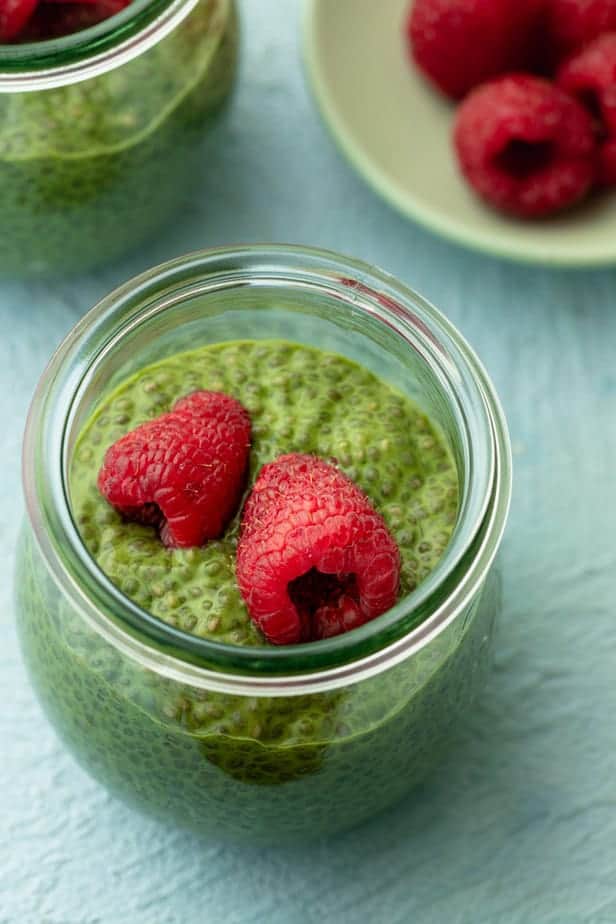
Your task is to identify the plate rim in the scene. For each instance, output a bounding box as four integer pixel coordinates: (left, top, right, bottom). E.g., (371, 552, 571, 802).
(302, 0, 616, 269)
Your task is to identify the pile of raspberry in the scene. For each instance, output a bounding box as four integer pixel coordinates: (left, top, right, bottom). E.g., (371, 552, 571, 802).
(0, 0, 130, 43)
(407, 0, 616, 217)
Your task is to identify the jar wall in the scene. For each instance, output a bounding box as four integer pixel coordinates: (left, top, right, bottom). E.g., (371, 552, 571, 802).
(0, 0, 237, 278)
(16, 523, 500, 844)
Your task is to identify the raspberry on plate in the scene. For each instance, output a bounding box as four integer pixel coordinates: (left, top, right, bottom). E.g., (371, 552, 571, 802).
(406, 0, 542, 100)
(545, 0, 616, 60)
(453, 74, 597, 217)
(236, 454, 401, 645)
(558, 33, 616, 185)
(98, 390, 251, 549)
(0, 0, 38, 41)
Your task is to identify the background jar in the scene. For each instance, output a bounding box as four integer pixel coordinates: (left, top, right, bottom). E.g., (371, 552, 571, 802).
(16, 246, 512, 844)
(0, 0, 237, 277)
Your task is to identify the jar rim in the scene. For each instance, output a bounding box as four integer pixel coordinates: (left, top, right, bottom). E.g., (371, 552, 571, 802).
(22, 244, 512, 695)
(0, 0, 203, 91)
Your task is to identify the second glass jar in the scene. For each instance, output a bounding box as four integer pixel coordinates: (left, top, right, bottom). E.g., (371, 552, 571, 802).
(0, 0, 237, 277)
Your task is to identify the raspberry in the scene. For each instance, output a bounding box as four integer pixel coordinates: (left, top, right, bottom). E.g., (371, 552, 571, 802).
(545, 0, 616, 60)
(236, 454, 401, 645)
(98, 391, 251, 549)
(558, 33, 616, 185)
(406, 0, 542, 100)
(0, 0, 38, 40)
(453, 74, 597, 217)
(17, 0, 130, 40)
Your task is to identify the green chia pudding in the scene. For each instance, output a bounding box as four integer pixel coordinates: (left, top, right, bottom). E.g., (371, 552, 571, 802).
(17, 339, 500, 843)
(0, 0, 237, 277)
(72, 340, 458, 643)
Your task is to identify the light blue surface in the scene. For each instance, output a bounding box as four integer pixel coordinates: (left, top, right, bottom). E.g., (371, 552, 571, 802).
(2, 1, 616, 921)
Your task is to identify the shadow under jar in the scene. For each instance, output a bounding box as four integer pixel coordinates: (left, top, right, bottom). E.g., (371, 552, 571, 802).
(16, 246, 512, 844)
(0, 0, 237, 277)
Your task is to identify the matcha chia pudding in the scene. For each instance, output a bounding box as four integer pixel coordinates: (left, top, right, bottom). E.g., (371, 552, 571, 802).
(0, 0, 237, 277)
(16, 247, 511, 843)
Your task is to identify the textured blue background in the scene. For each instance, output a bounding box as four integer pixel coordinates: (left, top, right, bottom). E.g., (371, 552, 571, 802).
(2, 1, 616, 921)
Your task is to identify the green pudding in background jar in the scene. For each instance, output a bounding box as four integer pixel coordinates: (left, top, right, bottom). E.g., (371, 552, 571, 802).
(16, 247, 512, 844)
(0, 0, 237, 277)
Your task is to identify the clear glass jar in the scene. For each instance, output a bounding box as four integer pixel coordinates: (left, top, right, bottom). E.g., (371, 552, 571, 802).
(0, 0, 237, 277)
(16, 245, 512, 844)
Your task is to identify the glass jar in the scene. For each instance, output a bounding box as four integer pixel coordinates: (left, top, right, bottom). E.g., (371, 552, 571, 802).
(0, 0, 237, 277)
(16, 245, 512, 844)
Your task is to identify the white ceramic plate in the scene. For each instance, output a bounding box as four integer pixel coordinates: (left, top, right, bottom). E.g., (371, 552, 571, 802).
(303, 0, 616, 267)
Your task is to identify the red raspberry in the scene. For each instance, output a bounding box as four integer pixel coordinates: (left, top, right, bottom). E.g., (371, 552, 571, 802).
(18, 0, 129, 40)
(558, 33, 616, 185)
(545, 0, 616, 60)
(236, 454, 401, 645)
(406, 0, 543, 100)
(0, 0, 38, 40)
(453, 74, 597, 217)
(98, 391, 251, 549)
